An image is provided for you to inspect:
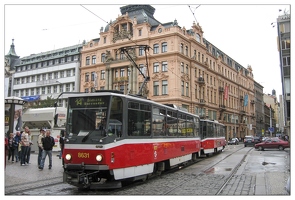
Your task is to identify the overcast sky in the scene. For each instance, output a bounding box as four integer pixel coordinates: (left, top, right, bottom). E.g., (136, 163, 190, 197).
(3, 1, 292, 97)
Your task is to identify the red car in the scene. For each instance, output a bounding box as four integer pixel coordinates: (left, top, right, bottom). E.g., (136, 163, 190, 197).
(255, 137, 290, 151)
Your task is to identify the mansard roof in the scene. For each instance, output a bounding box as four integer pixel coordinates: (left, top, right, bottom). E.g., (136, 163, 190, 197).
(104, 4, 162, 32)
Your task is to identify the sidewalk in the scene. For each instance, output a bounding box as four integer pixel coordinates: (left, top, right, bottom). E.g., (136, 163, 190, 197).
(4, 151, 64, 194)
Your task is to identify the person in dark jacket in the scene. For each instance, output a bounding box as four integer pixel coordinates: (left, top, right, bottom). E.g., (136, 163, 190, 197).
(39, 130, 55, 170)
(59, 130, 65, 159)
(7, 133, 16, 162)
(14, 131, 21, 162)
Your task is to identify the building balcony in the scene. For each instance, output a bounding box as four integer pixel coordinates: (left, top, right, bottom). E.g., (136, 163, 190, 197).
(114, 76, 128, 82)
(250, 100, 255, 104)
(240, 110, 246, 115)
(219, 104, 226, 111)
(196, 77, 205, 84)
(199, 99, 206, 105)
(218, 87, 224, 92)
(240, 95, 244, 100)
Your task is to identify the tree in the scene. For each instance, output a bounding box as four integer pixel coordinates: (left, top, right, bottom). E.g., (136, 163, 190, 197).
(29, 96, 56, 108)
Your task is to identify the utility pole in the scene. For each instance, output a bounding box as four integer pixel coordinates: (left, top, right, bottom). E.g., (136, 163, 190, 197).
(270, 107, 272, 137)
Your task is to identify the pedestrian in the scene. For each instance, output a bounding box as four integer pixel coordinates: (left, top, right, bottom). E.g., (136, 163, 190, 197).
(7, 133, 16, 163)
(59, 130, 65, 159)
(14, 131, 21, 162)
(37, 128, 45, 168)
(20, 129, 30, 166)
(39, 130, 55, 170)
(24, 126, 32, 164)
(5, 136, 9, 168)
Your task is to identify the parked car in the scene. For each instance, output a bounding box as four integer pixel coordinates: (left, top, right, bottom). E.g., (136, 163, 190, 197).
(244, 135, 254, 147)
(255, 137, 290, 151)
(253, 136, 261, 144)
(228, 138, 239, 145)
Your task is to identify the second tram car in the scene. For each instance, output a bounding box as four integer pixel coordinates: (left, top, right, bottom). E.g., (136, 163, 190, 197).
(62, 91, 202, 189)
(200, 119, 226, 156)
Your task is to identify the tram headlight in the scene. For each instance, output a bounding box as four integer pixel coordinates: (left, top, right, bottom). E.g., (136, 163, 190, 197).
(65, 154, 72, 161)
(96, 154, 103, 162)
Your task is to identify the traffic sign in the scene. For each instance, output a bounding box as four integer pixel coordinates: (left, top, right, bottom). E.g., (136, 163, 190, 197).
(268, 127, 274, 132)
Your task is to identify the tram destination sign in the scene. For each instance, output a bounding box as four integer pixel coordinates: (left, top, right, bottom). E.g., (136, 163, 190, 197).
(69, 96, 109, 108)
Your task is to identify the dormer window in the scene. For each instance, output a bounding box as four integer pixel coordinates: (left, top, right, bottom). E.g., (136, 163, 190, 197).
(196, 33, 201, 43)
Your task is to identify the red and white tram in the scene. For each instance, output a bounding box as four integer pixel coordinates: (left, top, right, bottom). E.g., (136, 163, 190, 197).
(62, 91, 202, 189)
(200, 119, 226, 156)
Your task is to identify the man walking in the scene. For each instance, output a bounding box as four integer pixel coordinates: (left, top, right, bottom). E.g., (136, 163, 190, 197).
(20, 129, 30, 166)
(39, 130, 55, 170)
(37, 129, 45, 168)
(24, 126, 32, 164)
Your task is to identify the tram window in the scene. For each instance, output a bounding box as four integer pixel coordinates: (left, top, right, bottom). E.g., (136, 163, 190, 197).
(129, 102, 139, 109)
(194, 117, 200, 137)
(109, 96, 123, 137)
(186, 116, 194, 136)
(202, 123, 207, 138)
(128, 102, 151, 137)
(152, 107, 165, 136)
(178, 113, 186, 137)
(72, 110, 96, 134)
(140, 104, 151, 111)
(207, 122, 214, 137)
(167, 110, 178, 136)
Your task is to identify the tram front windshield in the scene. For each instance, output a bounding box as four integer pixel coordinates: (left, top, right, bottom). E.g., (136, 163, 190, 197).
(66, 95, 122, 143)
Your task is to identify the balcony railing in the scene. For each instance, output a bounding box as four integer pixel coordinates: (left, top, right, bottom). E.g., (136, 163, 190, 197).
(218, 87, 224, 92)
(199, 99, 206, 104)
(196, 77, 205, 84)
(114, 76, 128, 82)
(240, 110, 246, 115)
(219, 104, 226, 111)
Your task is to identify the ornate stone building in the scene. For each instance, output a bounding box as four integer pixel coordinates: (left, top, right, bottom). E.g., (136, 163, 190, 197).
(80, 5, 255, 140)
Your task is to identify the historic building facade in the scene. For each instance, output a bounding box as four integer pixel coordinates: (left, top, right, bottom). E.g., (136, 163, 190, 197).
(79, 5, 255, 140)
(254, 81, 264, 137)
(11, 43, 84, 108)
(276, 11, 290, 136)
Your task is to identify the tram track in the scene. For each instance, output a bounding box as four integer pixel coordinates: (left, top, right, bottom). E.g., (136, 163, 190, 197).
(111, 145, 248, 195)
(161, 146, 253, 195)
(215, 147, 253, 195)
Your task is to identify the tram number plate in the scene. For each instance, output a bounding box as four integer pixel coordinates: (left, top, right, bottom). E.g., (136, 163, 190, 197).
(78, 152, 90, 158)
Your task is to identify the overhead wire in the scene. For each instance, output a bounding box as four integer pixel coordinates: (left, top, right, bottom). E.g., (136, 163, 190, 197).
(80, 5, 109, 24)
(188, 5, 201, 23)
